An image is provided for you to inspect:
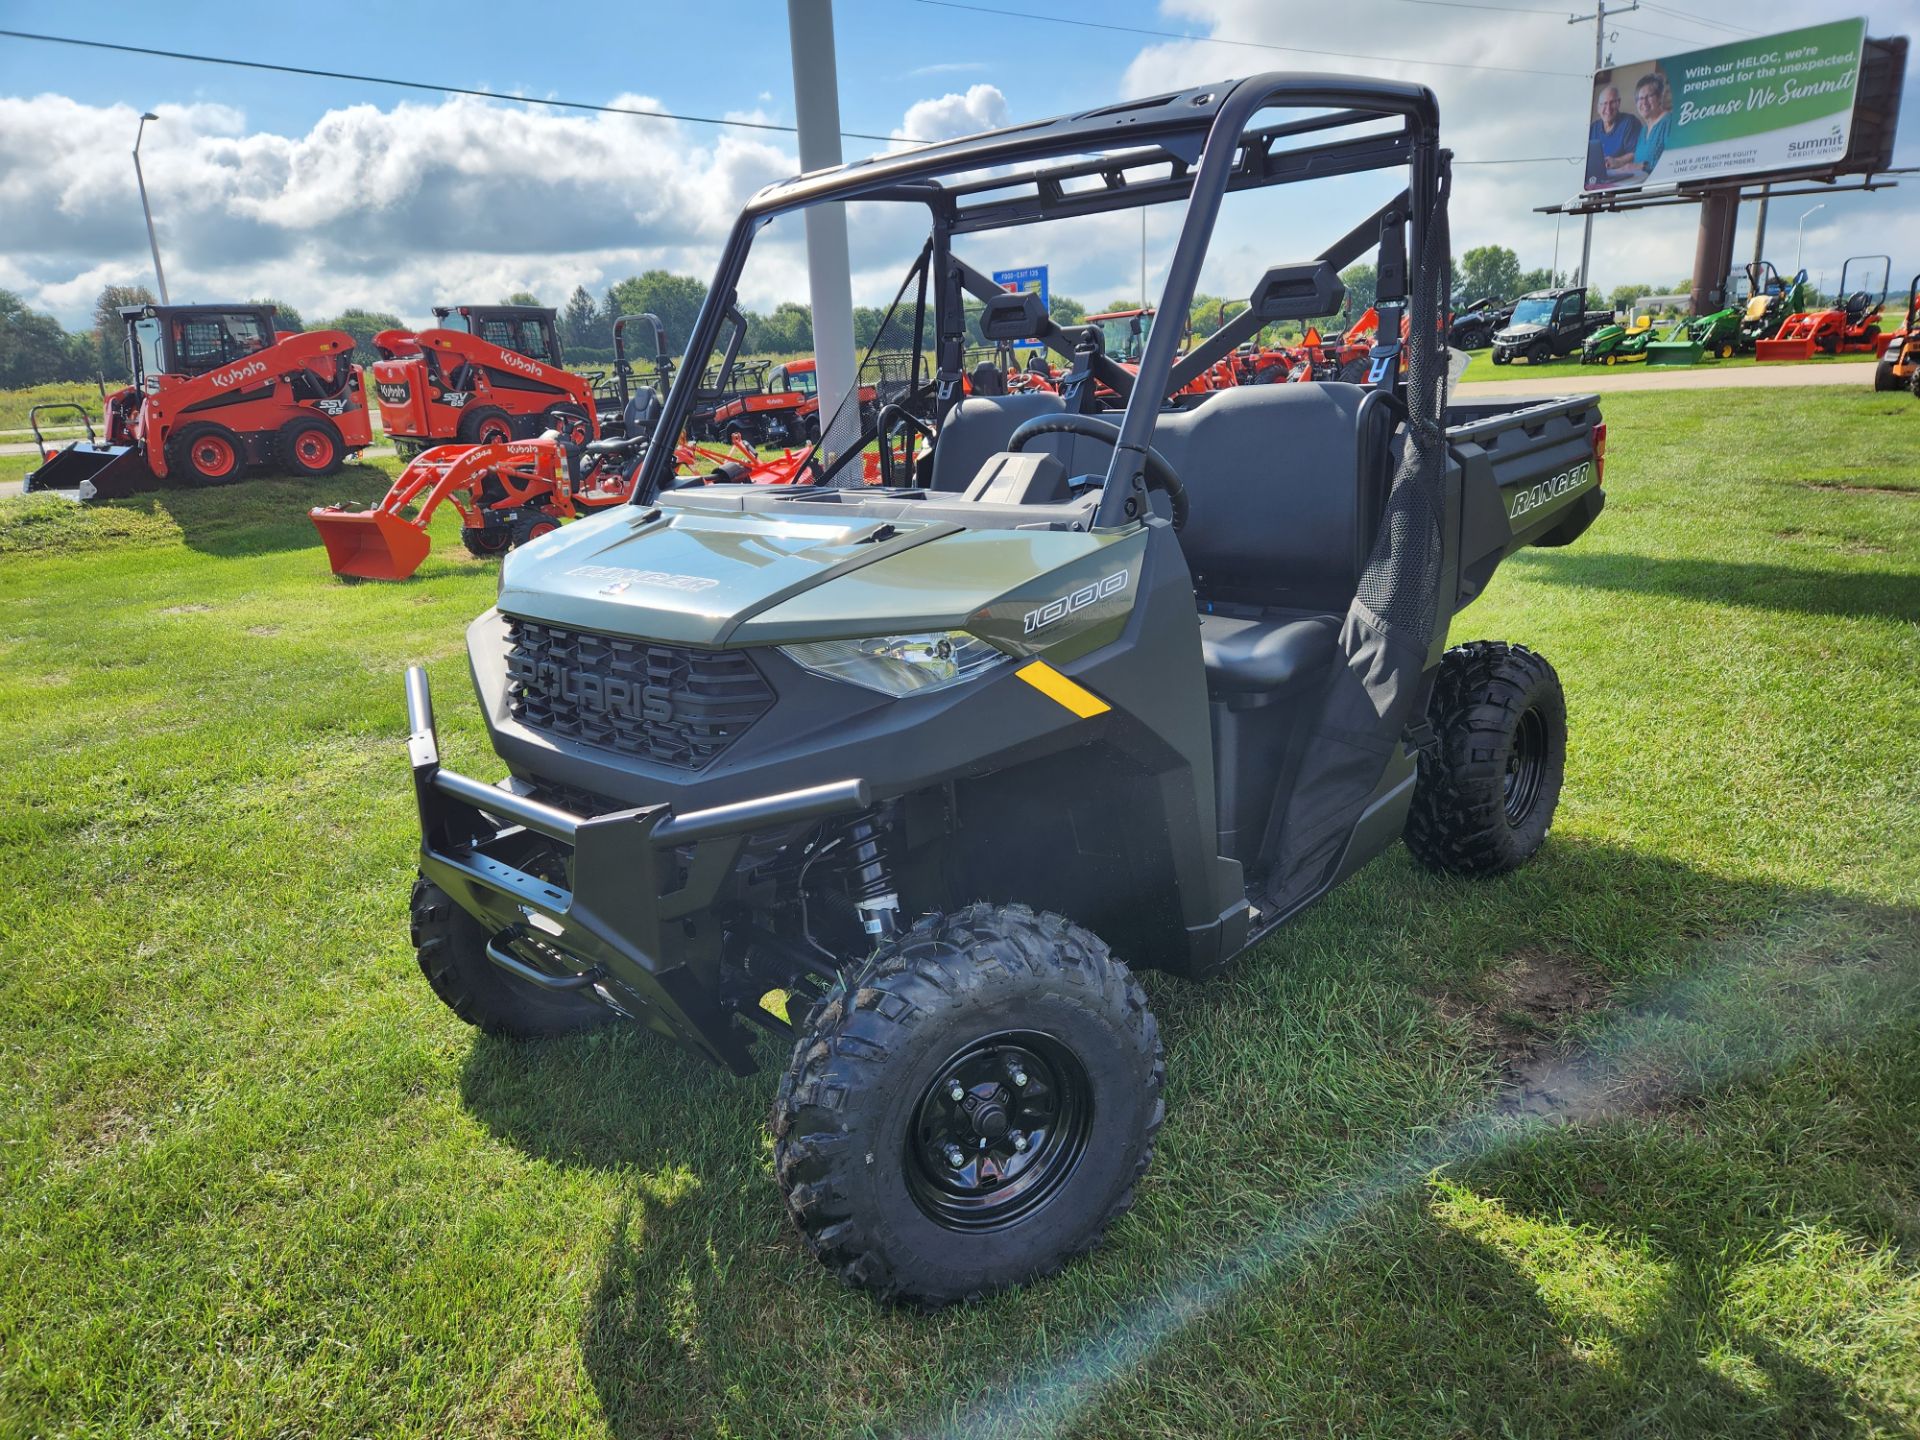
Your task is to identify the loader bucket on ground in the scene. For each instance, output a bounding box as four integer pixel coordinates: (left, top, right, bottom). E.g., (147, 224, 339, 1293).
(308, 506, 433, 580)
(22, 443, 150, 500)
(1755, 337, 1815, 362)
(1645, 340, 1704, 366)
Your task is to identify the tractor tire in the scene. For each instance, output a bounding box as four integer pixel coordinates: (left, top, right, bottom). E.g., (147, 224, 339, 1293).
(1717, 342, 1735, 360)
(170, 423, 245, 486)
(460, 524, 514, 558)
(458, 407, 515, 447)
(279, 417, 345, 477)
(772, 902, 1162, 1308)
(803, 414, 822, 444)
(1604, 353, 1618, 366)
(410, 877, 611, 1038)
(1526, 340, 1551, 366)
(1909, 365, 1920, 400)
(508, 509, 561, 549)
(1404, 642, 1566, 878)
(1873, 357, 1901, 392)
(1339, 356, 1372, 384)
(724, 421, 750, 449)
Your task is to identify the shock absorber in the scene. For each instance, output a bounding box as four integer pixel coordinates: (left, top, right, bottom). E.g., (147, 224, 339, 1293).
(842, 814, 899, 940)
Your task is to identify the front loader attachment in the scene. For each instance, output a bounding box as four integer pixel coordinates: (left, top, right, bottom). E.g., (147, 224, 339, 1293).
(309, 506, 434, 580)
(1644, 338, 1704, 366)
(1755, 336, 1815, 362)
(22, 443, 152, 500)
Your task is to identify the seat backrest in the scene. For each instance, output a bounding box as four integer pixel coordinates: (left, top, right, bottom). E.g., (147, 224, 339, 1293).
(1151, 383, 1371, 611)
(930, 394, 1096, 491)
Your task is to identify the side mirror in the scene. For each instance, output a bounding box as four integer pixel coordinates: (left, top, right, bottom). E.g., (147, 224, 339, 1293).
(1249, 262, 1345, 323)
(981, 290, 1048, 341)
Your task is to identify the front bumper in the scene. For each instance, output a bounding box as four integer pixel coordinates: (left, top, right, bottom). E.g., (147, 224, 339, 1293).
(405, 666, 868, 1073)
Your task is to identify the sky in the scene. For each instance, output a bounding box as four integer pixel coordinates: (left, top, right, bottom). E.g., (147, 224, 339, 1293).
(2, 0, 1915, 333)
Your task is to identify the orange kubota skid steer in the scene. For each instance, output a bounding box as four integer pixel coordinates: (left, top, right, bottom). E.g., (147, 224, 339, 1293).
(26, 303, 370, 499)
(370, 304, 599, 455)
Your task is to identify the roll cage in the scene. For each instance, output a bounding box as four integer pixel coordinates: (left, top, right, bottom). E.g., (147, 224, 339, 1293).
(635, 73, 1447, 529)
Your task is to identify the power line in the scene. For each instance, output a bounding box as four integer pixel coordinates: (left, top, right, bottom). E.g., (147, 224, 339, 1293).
(0, 29, 916, 145)
(912, 1, 1592, 78)
(1637, 3, 1755, 37)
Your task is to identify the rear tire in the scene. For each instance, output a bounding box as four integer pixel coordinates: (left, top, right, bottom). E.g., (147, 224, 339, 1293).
(170, 422, 244, 485)
(410, 877, 610, 1037)
(460, 524, 513, 558)
(772, 903, 1162, 1307)
(279, 416, 344, 476)
(1874, 357, 1901, 392)
(458, 407, 515, 447)
(1527, 340, 1551, 366)
(1405, 642, 1566, 877)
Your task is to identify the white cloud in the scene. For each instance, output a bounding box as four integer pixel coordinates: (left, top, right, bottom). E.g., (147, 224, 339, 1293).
(895, 84, 1010, 144)
(908, 62, 989, 78)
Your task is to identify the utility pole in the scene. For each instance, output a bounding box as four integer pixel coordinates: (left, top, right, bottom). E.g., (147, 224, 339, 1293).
(1568, 0, 1637, 296)
(786, 0, 859, 471)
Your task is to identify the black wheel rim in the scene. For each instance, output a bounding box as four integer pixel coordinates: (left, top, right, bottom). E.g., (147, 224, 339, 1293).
(1505, 705, 1547, 826)
(905, 1031, 1092, 1233)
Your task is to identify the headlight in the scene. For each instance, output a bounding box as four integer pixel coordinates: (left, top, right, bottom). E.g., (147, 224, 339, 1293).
(781, 631, 1007, 697)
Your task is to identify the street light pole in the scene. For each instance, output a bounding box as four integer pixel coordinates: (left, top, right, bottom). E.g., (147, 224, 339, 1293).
(133, 111, 169, 303)
(1794, 203, 1825, 280)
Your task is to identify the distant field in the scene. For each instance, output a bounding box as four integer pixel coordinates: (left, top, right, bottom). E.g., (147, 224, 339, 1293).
(1, 384, 1915, 1436)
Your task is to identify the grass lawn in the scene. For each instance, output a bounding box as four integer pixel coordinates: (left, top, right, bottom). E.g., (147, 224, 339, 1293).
(1, 387, 1917, 1437)
(1457, 349, 1880, 383)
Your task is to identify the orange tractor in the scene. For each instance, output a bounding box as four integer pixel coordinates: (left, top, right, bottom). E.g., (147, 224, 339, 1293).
(1872, 274, 1920, 395)
(371, 304, 601, 454)
(709, 358, 879, 446)
(1756, 255, 1890, 361)
(25, 303, 370, 499)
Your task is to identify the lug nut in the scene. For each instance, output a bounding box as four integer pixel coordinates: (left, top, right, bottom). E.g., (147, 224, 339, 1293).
(944, 1144, 967, 1169)
(948, 1082, 965, 1102)
(1011, 1068, 1029, 1087)
(1010, 1131, 1029, 1153)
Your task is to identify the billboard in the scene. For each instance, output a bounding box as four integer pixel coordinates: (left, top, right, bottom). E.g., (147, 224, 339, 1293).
(1583, 17, 1868, 194)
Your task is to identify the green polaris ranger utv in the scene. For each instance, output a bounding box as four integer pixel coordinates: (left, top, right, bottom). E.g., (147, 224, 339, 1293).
(399, 74, 1607, 1306)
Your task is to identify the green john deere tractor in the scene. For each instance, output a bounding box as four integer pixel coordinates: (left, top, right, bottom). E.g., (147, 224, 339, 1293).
(1581, 310, 1656, 365)
(1645, 305, 1740, 366)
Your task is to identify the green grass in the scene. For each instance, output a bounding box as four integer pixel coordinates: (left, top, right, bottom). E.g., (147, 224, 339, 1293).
(0, 380, 109, 433)
(1, 388, 1917, 1437)
(1458, 349, 1880, 382)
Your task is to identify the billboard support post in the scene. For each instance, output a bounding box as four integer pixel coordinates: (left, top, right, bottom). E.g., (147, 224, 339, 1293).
(1690, 189, 1738, 315)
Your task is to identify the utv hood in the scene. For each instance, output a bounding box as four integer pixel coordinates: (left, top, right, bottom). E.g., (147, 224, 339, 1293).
(1495, 323, 1544, 346)
(495, 500, 1134, 649)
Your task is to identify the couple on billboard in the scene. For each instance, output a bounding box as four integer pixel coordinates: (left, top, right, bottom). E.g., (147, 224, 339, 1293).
(1586, 67, 1671, 190)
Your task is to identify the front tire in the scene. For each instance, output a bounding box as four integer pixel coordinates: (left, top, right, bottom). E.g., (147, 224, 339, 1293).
(410, 877, 610, 1037)
(772, 903, 1163, 1307)
(1874, 356, 1901, 392)
(279, 416, 344, 476)
(170, 422, 244, 485)
(1405, 642, 1567, 877)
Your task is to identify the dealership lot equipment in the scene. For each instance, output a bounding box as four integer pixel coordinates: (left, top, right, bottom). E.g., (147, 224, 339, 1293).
(1735, 262, 1809, 354)
(1757, 255, 1890, 361)
(371, 305, 600, 454)
(1489, 287, 1614, 364)
(25, 304, 370, 498)
(1645, 304, 1740, 365)
(1872, 275, 1920, 394)
(395, 74, 1606, 1307)
(1447, 295, 1511, 351)
(1581, 309, 1655, 365)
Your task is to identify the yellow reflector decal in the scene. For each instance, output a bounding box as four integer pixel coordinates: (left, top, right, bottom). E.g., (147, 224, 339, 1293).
(1015, 661, 1111, 719)
(758, 988, 791, 1023)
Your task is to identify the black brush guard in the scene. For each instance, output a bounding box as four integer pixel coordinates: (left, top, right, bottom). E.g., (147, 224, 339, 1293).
(405, 666, 868, 1072)
(21, 403, 152, 500)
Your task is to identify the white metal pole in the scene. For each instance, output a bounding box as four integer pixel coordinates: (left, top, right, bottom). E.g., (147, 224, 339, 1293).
(786, 0, 860, 472)
(134, 112, 169, 304)
(1795, 203, 1824, 278)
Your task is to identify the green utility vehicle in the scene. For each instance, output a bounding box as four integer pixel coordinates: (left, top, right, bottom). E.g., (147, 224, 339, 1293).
(398, 75, 1607, 1306)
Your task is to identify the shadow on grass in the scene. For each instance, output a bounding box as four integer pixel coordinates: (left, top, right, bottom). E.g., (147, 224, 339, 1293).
(1511, 549, 1920, 624)
(97, 462, 396, 558)
(456, 840, 1918, 1438)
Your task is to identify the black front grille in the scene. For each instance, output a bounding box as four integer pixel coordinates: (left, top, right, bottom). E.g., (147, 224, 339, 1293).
(505, 618, 773, 769)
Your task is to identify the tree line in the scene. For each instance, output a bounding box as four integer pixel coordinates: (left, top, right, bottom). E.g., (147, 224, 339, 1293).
(0, 248, 1738, 392)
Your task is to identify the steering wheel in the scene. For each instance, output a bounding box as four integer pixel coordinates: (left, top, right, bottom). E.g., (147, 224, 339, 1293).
(875, 402, 936, 488)
(1007, 412, 1187, 529)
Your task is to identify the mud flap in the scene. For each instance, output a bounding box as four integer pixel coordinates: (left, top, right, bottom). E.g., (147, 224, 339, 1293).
(309, 506, 433, 580)
(22, 444, 152, 500)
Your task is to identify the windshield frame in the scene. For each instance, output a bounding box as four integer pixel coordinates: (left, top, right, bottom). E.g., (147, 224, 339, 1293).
(1508, 297, 1557, 327)
(633, 72, 1445, 528)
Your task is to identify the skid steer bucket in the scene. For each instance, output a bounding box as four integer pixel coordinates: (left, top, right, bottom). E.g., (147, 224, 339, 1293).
(309, 506, 434, 580)
(22, 443, 151, 500)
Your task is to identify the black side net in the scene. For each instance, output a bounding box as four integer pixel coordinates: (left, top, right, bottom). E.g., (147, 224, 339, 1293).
(1266, 157, 1453, 913)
